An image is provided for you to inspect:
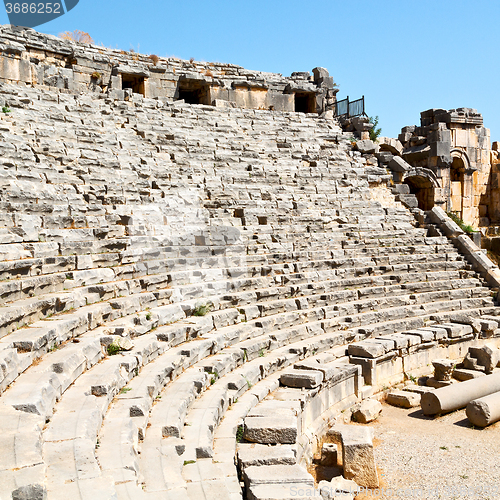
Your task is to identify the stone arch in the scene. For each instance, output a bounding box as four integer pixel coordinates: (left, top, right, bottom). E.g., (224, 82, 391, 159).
(450, 148, 471, 171)
(403, 168, 439, 211)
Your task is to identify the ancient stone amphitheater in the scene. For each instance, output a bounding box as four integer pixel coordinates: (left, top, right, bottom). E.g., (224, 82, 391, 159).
(0, 26, 500, 500)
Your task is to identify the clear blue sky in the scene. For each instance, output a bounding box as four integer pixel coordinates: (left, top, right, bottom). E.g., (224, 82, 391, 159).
(1, 0, 499, 142)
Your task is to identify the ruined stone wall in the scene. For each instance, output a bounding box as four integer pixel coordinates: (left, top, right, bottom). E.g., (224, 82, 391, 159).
(0, 25, 338, 114)
(396, 108, 491, 227)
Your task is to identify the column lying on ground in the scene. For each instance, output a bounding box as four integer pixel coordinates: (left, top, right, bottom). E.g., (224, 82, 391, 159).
(466, 391, 500, 427)
(421, 371, 500, 415)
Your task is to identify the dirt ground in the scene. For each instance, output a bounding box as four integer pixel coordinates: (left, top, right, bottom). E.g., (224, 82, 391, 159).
(360, 402, 500, 499)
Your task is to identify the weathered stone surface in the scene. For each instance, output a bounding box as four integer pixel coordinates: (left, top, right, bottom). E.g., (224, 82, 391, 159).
(238, 444, 296, 468)
(432, 359, 455, 381)
(329, 426, 378, 488)
(466, 391, 500, 427)
(386, 390, 420, 408)
(244, 464, 314, 487)
(463, 344, 499, 373)
(320, 443, 338, 466)
(453, 368, 486, 381)
(388, 156, 411, 172)
(426, 377, 454, 389)
(319, 476, 359, 499)
(355, 140, 378, 154)
(422, 371, 500, 415)
(351, 399, 382, 423)
(280, 369, 323, 389)
(244, 416, 298, 444)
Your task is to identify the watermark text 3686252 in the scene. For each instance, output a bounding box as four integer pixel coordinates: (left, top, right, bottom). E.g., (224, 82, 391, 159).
(3, 1, 80, 29)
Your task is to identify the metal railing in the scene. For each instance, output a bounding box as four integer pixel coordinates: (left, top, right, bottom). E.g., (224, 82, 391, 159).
(334, 95, 366, 118)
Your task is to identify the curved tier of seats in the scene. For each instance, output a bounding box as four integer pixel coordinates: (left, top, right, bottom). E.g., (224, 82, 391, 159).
(0, 83, 498, 499)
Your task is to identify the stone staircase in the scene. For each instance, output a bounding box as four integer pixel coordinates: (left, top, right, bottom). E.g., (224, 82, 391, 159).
(0, 83, 498, 499)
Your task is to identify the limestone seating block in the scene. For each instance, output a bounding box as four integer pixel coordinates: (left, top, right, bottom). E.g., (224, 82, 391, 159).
(243, 416, 298, 444)
(347, 339, 392, 359)
(402, 328, 434, 343)
(87, 357, 129, 399)
(0, 348, 22, 391)
(243, 464, 314, 487)
(237, 444, 296, 469)
(418, 326, 448, 340)
(439, 323, 473, 339)
(63, 268, 116, 289)
(161, 371, 209, 438)
(0, 404, 44, 476)
(97, 416, 139, 476)
(0, 466, 47, 500)
(247, 482, 317, 500)
(280, 368, 323, 389)
(0, 324, 59, 355)
(44, 438, 115, 496)
(386, 390, 420, 408)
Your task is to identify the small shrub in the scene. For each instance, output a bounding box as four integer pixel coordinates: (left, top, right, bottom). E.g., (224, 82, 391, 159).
(107, 342, 121, 356)
(120, 387, 132, 394)
(236, 425, 244, 443)
(193, 303, 211, 316)
(369, 116, 382, 142)
(59, 30, 94, 44)
(149, 54, 160, 66)
(183, 460, 196, 466)
(447, 211, 476, 234)
(189, 57, 195, 63)
(2, 106, 11, 114)
(91, 71, 102, 80)
(258, 348, 265, 357)
(146, 312, 152, 321)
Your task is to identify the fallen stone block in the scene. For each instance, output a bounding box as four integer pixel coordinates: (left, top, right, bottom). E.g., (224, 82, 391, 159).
(453, 368, 486, 381)
(319, 476, 359, 500)
(280, 368, 323, 389)
(426, 377, 454, 389)
(463, 344, 499, 374)
(386, 390, 420, 408)
(244, 416, 297, 444)
(421, 371, 500, 415)
(355, 139, 378, 154)
(403, 384, 435, 395)
(330, 426, 378, 488)
(351, 399, 382, 423)
(388, 156, 411, 172)
(466, 391, 500, 427)
(247, 482, 316, 500)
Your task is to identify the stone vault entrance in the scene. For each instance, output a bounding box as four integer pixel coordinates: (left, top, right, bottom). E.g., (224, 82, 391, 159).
(404, 175, 435, 211)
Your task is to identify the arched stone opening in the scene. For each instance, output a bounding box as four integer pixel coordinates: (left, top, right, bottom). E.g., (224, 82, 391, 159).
(404, 175, 435, 211)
